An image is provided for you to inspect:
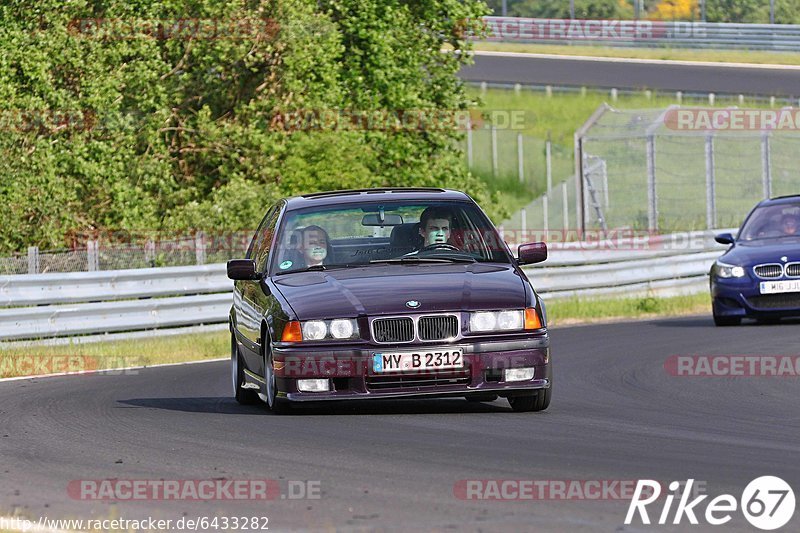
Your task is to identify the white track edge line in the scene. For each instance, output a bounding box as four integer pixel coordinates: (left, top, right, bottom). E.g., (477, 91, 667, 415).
(471, 50, 800, 71)
(0, 357, 227, 383)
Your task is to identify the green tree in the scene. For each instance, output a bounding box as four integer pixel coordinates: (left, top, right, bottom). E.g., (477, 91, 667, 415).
(705, 0, 767, 22)
(0, 0, 492, 254)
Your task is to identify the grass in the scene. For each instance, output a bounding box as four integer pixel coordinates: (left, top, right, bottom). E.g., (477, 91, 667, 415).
(471, 41, 800, 66)
(0, 293, 712, 378)
(467, 86, 787, 228)
(546, 292, 711, 326)
(0, 331, 228, 379)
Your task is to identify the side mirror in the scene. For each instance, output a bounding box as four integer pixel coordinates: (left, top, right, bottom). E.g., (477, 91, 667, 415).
(517, 242, 547, 265)
(715, 233, 735, 245)
(227, 259, 261, 280)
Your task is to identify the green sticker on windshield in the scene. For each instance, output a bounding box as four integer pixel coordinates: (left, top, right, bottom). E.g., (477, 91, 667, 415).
(279, 260, 293, 269)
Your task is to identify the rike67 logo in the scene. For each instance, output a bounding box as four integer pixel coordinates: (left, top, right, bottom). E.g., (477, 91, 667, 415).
(625, 477, 795, 530)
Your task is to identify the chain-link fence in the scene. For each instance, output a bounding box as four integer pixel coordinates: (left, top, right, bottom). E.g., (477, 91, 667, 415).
(0, 233, 252, 275)
(463, 126, 573, 192)
(509, 105, 800, 235)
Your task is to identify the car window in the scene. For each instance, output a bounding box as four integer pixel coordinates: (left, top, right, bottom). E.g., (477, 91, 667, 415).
(739, 202, 800, 241)
(270, 200, 511, 274)
(247, 202, 282, 272)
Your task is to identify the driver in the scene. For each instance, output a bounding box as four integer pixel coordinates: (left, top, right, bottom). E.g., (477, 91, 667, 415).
(781, 214, 799, 236)
(419, 206, 453, 247)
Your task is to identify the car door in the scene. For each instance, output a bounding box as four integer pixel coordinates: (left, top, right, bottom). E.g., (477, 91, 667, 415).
(234, 202, 282, 371)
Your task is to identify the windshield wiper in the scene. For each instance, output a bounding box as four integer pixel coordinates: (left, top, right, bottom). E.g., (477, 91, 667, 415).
(370, 256, 475, 265)
(275, 264, 357, 275)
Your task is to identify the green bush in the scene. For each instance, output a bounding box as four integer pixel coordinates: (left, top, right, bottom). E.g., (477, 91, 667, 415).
(0, 0, 491, 254)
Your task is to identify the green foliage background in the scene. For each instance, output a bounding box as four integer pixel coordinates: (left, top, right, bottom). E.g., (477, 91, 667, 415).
(0, 0, 493, 254)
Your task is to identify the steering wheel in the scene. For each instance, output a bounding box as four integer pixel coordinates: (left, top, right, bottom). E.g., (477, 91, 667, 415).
(420, 243, 460, 252)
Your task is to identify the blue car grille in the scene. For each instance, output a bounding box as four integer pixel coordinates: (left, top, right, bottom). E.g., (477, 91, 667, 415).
(754, 264, 783, 278)
(747, 294, 800, 309)
(787, 263, 800, 277)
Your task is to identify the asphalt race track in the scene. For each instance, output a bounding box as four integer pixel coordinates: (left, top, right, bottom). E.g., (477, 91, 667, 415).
(1, 316, 799, 531)
(460, 52, 800, 96)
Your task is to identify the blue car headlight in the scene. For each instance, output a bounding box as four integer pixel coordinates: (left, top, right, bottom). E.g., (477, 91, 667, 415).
(713, 261, 746, 279)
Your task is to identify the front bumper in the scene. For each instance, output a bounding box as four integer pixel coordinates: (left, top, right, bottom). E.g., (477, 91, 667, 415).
(272, 336, 551, 402)
(711, 276, 800, 318)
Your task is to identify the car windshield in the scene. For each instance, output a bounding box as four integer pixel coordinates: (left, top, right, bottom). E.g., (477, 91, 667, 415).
(271, 200, 511, 274)
(739, 202, 800, 241)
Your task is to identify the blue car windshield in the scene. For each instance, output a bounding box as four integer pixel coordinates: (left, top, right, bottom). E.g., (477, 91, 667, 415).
(271, 201, 512, 273)
(739, 202, 800, 241)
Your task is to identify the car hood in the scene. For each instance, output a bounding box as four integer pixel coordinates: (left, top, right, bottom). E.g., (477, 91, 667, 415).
(721, 238, 800, 266)
(273, 263, 526, 320)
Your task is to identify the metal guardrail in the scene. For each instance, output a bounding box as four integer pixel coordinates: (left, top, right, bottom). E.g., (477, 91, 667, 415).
(479, 17, 800, 51)
(525, 251, 719, 299)
(0, 264, 228, 307)
(0, 293, 231, 341)
(0, 235, 727, 340)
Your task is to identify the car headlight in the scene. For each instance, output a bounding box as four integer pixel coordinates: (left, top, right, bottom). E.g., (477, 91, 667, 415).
(470, 310, 527, 332)
(302, 320, 328, 340)
(329, 319, 355, 339)
(713, 261, 746, 279)
(290, 319, 359, 342)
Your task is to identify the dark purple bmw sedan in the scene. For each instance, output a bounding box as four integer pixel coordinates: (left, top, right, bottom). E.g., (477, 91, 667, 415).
(227, 188, 551, 413)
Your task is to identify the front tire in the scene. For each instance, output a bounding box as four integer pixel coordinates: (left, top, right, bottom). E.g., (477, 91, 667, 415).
(508, 388, 551, 412)
(232, 333, 258, 405)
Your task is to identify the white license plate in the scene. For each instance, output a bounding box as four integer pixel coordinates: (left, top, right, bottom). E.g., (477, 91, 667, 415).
(372, 349, 463, 373)
(759, 280, 800, 294)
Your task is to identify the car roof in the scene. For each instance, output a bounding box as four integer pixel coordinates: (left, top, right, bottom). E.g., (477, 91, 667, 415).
(283, 188, 472, 210)
(761, 194, 800, 207)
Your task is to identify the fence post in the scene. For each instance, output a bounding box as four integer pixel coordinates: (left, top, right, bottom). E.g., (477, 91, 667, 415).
(195, 231, 206, 265)
(27, 246, 39, 275)
(145, 239, 156, 267)
(646, 134, 658, 232)
(517, 133, 524, 183)
(761, 133, 772, 199)
(87, 240, 98, 271)
(520, 208, 526, 243)
(491, 125, 498, 177)
(705, 134, 717, 229)
(545, 133, 552, 193)
(562, 181, 569, 230)
(542, 194, 549, 235)
(466, 115, 473, 169)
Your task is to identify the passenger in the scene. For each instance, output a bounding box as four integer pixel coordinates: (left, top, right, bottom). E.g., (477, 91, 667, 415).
(299, 225, 331, 266)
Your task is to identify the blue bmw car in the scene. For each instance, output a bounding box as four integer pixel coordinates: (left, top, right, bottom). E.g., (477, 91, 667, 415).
(710, 195, 800, 326)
